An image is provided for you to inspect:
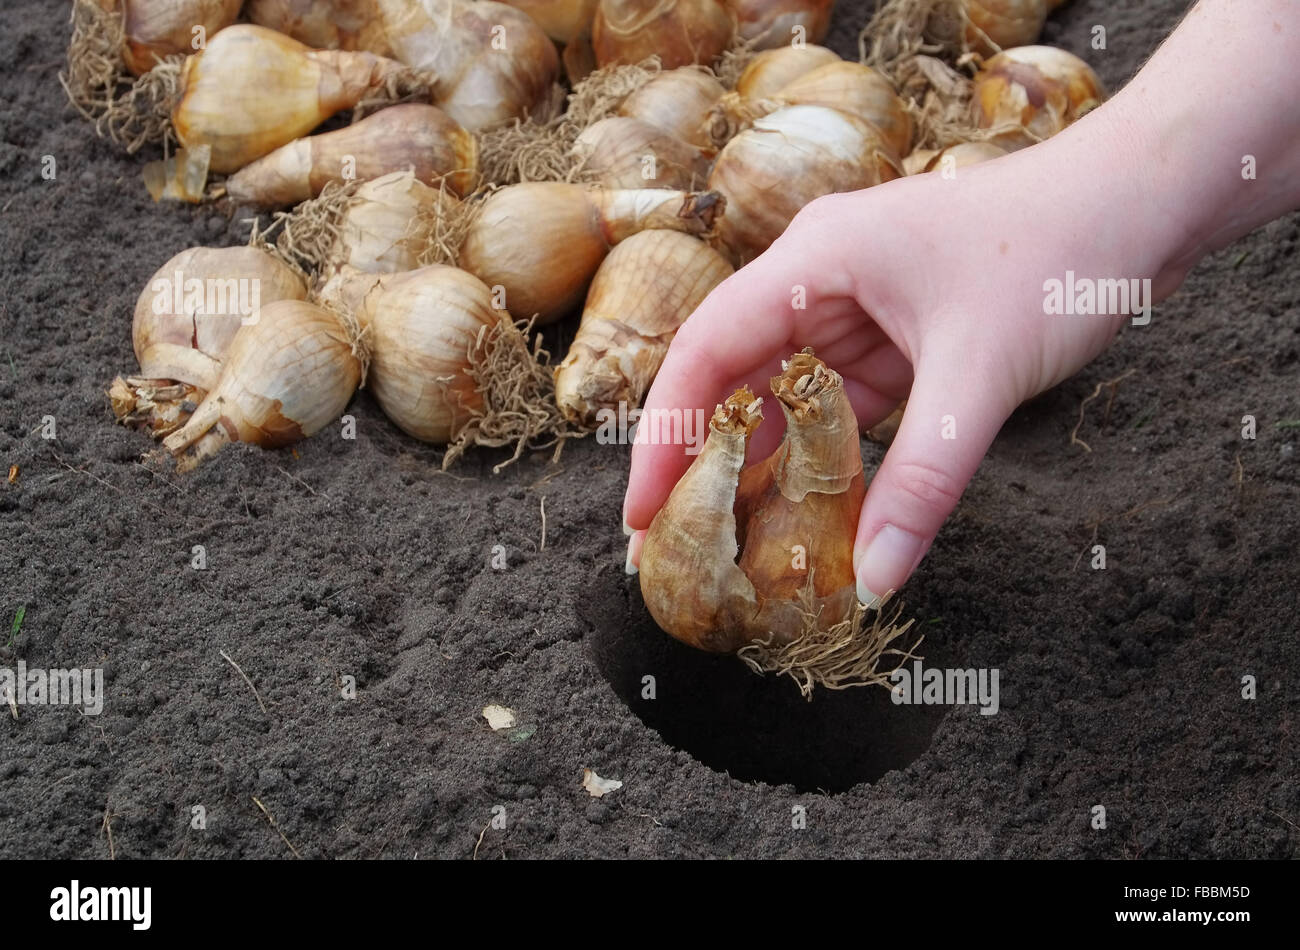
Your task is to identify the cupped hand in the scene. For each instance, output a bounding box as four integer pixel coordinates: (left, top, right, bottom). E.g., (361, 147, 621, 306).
(623, 117, 1175, 603)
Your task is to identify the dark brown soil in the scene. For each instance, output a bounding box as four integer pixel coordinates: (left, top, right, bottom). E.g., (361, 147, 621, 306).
(1, 0, 1295, 859)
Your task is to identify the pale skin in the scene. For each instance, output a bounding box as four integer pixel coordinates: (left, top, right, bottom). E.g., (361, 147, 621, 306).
(623, 0, 1300, 603)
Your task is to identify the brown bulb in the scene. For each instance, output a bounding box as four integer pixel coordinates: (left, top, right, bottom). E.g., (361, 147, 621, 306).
(709, 61, 913, 158)
(708, 104, 900, 266)
(357, 266, 499, 443)
(962, 0, 1048, 57)
(639, 350, 864, 652)
(973, 45, 1105, 150)
(376, 0, 561, 132)
(617, 67, 726, 151)
(120, 0, 244, 76)
(225, 104, 478, 208)
(172, 24, 436, 174)
(131, 246, 308, 391)
(592, 0, 735, 70)
(572, 116, 712, 190)
(902, 139, 1005, 175)
(726, 0, 834, 51)
(313, 170, 463, 316)
(733, 43, 840, 100)
(356, 265, 574, 468)
(458, 183, 724, 325)
(501, 0, 601, 44)
(554, 230, 732, 426)
(161, 300, 363, 470)
(112, 246, 308, 436)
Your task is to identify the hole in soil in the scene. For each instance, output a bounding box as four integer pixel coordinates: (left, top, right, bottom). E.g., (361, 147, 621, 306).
(585, 579, 955, 793)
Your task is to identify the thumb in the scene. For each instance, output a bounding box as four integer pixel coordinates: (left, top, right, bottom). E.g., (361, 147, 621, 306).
(853, 351, 1013, 605)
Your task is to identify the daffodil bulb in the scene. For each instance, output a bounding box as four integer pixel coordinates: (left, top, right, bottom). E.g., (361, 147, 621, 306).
(725, 0, 834, 51)
(131, 246, 308, 391)
(111, 246, 308, 435)
(961, 0, 1048, 56)
(572, 116, 712, 189)
(902, 139, 1005, 175)
(173, 24, 437, 174)
(357, 265, 574, 467)
(225, 103, 478, 209)
(616, 67, 726, 151)
(161, 300, 364, 470)
(709, 61, 913, 157)
(63, 0, 240, 153)
(357, 265, 499, 444)
(246, 0, 395, 57)
(502, 0, 601, 44)
(375, 0, 561, 132)
(972, 45, 1104, 149)
(554, 230, 732, 426)
(458, 183, 724, 324)
(117, 0, 244, 76)
(860, 0, 1048, 77)
(640, 350, 864, 652)
(312, 171, 463, 316)
(591, 0, 735, 70)
(708, 104, 901, 265)
(732, 43, 840, 100)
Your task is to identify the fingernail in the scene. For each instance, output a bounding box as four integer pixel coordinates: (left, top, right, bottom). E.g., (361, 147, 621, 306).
(622, 516, 634, 537)
(857, 524, 925, 606)
(856, 578, 882, 610)
(624, 536, 638, 575)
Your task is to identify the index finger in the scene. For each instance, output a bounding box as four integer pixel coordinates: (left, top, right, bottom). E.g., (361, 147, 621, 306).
(622, 240, 823, 532)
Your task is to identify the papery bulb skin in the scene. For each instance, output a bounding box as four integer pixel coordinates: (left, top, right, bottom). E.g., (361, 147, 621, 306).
(639, 388, 764, 653)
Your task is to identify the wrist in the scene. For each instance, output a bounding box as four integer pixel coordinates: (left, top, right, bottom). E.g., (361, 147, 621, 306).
(1057, 0, 1300, 299)
(1052, 91, 1207, 300)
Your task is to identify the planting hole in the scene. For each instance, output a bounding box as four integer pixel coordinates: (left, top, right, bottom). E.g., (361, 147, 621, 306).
(585, 579, 953, 794)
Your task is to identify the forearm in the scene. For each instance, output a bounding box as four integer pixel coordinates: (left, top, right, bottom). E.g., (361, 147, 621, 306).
(1080, 0, 1300, 290)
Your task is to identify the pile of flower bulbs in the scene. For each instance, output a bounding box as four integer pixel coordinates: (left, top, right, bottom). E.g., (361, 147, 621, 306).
(81, 0, 1099, 658)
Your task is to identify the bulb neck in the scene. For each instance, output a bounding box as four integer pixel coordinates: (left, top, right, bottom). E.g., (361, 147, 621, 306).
(769, 355, 862, 501)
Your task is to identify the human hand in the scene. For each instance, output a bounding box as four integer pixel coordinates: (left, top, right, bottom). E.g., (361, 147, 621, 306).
(623, 111, 1178, 603)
